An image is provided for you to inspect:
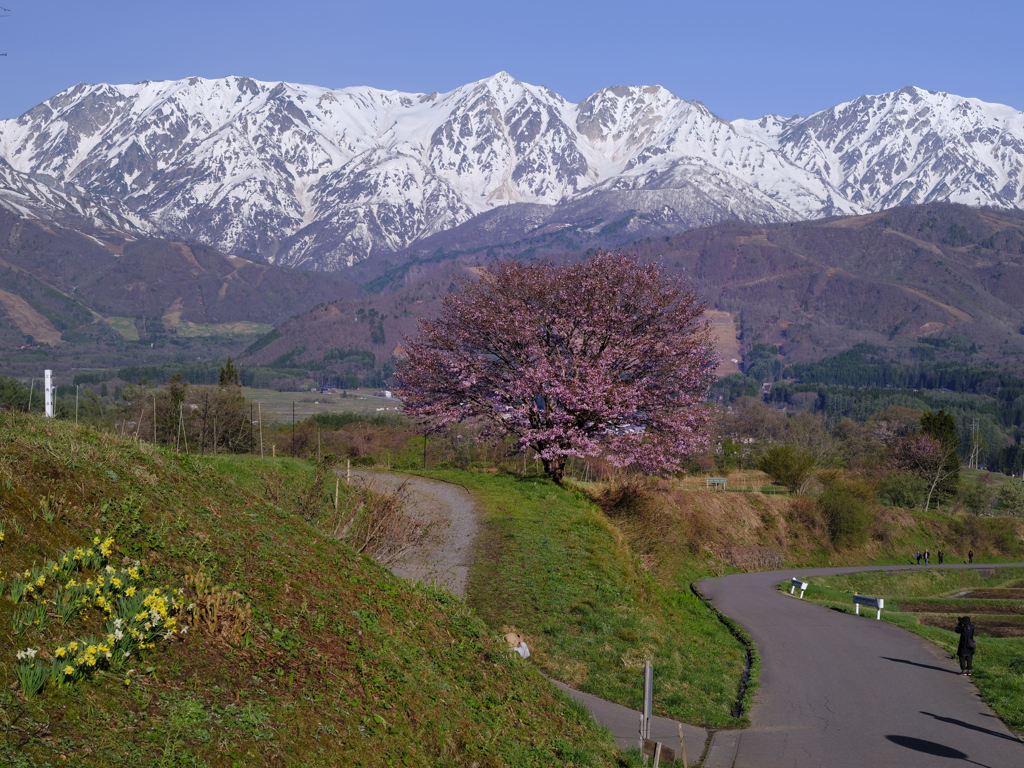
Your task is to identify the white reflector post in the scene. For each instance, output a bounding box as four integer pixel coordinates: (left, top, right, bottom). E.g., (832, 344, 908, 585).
(44, 369, 54, 418)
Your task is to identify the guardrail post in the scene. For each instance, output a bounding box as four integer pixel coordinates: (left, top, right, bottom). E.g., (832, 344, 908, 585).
(852, 594, 884, 620)
(790, 578, 808, 598)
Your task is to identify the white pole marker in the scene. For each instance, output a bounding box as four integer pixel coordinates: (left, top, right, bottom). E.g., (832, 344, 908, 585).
(44, 370, 54, 418)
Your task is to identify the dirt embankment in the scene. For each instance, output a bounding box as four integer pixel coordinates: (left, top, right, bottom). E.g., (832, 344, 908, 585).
(0, 288, 62, 344)
(593, 476, 1024, 584)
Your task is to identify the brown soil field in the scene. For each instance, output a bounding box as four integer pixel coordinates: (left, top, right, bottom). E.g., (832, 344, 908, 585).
(704, 309, 740, 375)
(959, 589, 1024, 600)
(918, 614, 1024, 639)
(899, 602, 1024, 615)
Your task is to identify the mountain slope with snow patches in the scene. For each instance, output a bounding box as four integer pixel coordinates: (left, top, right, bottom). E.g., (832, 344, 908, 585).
(2, 75, 1023, 270)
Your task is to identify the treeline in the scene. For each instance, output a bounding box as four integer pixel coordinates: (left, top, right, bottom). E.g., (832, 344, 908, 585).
(72, 351, 393, 393)
(784, 344, 1018, 401)
(713, 345, 1024, 475)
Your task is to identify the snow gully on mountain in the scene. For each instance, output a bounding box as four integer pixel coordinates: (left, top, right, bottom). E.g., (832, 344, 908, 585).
(2, 74, 1022, 271)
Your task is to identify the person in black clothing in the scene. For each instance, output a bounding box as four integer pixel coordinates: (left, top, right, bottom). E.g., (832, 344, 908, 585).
(956, 616, 976, 676)
(968, 550, 974, 564)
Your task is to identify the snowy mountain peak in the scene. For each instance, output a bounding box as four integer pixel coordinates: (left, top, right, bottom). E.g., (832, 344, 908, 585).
(2, 75, 1023, 270)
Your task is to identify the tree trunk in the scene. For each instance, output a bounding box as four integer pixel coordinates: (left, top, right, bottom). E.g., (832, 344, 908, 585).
(542, 455, 566, 484)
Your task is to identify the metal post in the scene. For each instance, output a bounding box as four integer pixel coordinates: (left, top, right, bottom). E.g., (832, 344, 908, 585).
(423, 435, 427, 468)
(258, 401, 263, 459)
(201, 393, 209, 456)
(292, 401, 295, 456)
(250, 404, 254, 454)
(643, 660, 653, 743)
(27, 378, 33, 413)
(75, 385, 80, 424)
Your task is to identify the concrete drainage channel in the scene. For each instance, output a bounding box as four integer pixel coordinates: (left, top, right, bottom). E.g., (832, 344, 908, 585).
(689, 583, 758, 768)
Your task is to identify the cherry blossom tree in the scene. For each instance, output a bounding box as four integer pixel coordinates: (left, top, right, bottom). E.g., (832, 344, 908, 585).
(394, 252, 718, 483)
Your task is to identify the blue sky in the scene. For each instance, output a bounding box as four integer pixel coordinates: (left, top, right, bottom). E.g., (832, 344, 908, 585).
(2, 0, 1022, 121)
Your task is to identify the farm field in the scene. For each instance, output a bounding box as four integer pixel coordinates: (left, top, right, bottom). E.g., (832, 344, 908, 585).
(241, 386, 402, 424)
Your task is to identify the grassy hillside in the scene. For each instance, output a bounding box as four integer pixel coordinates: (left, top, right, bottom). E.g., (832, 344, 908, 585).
(420, 470, 749, 729)
(0, 413, 619, 768)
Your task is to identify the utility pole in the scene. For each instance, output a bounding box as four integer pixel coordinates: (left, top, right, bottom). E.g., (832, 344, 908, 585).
(969, 418, 981, 470)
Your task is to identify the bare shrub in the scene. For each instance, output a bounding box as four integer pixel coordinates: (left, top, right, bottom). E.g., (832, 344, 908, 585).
(297, 455, 336, 523)
(593, 476, 659, 518)
(339, 478, 441, 567)
(721, 545, 784, 571)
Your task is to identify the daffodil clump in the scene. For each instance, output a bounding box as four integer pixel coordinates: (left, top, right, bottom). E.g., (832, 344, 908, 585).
(9, 535, 191, 699)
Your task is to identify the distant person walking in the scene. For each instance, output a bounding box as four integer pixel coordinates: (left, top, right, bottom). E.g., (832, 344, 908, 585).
(968, 550, 974, 564)
(955, 616, 976, 676)
(915, 551, 922, 564)
(925, 549, 930, 565)
(938, 549, 944, 564)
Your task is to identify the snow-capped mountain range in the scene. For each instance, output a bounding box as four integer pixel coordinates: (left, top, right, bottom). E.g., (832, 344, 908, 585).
(2, 73, 1023, 271)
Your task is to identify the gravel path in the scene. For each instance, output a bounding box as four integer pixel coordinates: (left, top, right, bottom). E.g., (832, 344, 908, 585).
(699, 563, 1024, 768)
(344, 470, 478, 597)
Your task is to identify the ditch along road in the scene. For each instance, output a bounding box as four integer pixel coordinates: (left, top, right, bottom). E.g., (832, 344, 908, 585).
(346, 470, 1024, 766)
(698, 563, 1024, 768)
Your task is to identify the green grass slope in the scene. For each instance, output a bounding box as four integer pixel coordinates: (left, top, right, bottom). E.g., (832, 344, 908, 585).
(417, 471, 749, 728)
(0, 413, 618, 768)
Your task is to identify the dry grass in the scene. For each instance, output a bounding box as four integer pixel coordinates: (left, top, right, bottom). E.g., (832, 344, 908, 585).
(673, 469, 779, 493)
(338, 477, 443, 567)
(592, 476, 800, 578)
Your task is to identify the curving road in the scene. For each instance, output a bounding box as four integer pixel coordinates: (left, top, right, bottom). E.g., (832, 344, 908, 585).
(698, 564, 1024, 768)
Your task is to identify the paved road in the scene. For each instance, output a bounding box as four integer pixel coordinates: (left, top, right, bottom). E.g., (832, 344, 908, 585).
(699, 564, 1024, 768)
(549, 678, 709, 761)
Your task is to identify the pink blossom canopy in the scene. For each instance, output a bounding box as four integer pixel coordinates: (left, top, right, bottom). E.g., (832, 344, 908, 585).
(394, 251, 718, 482)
